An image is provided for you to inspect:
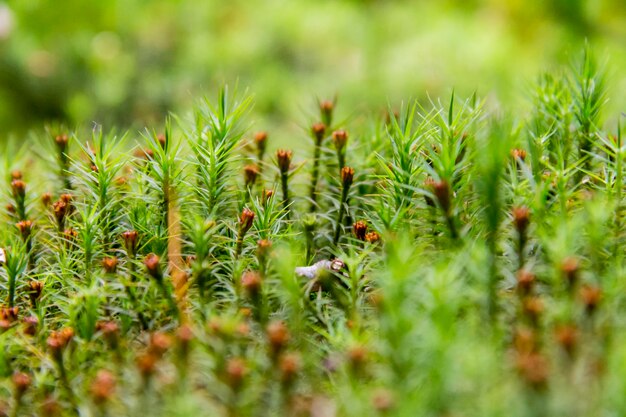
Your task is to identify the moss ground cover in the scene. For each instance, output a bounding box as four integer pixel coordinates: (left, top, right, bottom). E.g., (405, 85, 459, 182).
(0, 48, 625, 416)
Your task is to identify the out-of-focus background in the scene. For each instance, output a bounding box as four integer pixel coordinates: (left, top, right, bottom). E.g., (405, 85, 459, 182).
(0, 0, 624, 135)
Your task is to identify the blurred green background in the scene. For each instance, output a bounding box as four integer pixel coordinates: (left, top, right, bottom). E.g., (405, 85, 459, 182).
(0, 0, 625, 135)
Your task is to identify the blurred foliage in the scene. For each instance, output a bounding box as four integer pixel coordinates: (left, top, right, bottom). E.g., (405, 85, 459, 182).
(0, 0, 625, 135)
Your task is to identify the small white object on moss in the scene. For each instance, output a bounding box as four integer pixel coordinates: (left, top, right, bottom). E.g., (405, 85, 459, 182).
(295, 259, 344, 279)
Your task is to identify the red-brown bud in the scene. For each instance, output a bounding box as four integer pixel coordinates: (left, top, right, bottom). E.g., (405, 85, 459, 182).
(40, 396, 61, 417)
(279, 352, 301, 383)
(96, 321, 119, 349)
(0, 319, 10, 331)
(241, 271, 262, 299)
(12, 371, 31, 396)
(15, 220, 33, 240)
(1, 307, 19, 322)
(144, 253, 162, 281)
(177, 324, 194, 350)
(353, 220, 368, 241)
(135, 148, 154, 160)
(431, 179, 451, 214)
(365, 231, 381, 244)
(513, 327, 537, 355)
(41, 192, 53, 206)
(332, 130, 348, 152)
(257, 239, 272, 259)
(580, 285, 602, 315)
(115, 176, 128, 187)
(512, 206, 530, 235)
(516, 352, 548, 389)
(11, 179, 26, 199)
(236, 321, 251, 337)
(121, 230, 139, 257)
(320, 100, 334, 127)
(561, 257, 579, 289)
(226, 357, 247, 389)
(52, 199, 67, 215)
(91, 370, 116, 405)
(157, 133, 167, 149)
(47, 327, 74, 354)
(243, 164, 260, 187)
(262, 189, 274, 205)
(102, 257, 118, 274)
(516, 270, 535, 296)
(522, 296, 544, 323)
(254, 131, 268, 156)
(52, 200, 69, 229)
(267, 320, 289, 357)
(372, 388, 395, 413)
(554, 324, 578, 356)
(311, 122, 326, 144)
(511, 148, 527, 162)
(29, 280, 44, 307)
(22, 316, 39, 336)
(149, 332, 172, 357)
(347, 344, 368, 371)
(239, 207, 255, 235)
(276, 149, 292, 173)
(55, 134, 69, 152)
(63, 228, 78, 242)
(136, 353, 158, 378)
(60, 193, 73, 203)
(341, 166, 354, 189)
(423, 177, 436, 207)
